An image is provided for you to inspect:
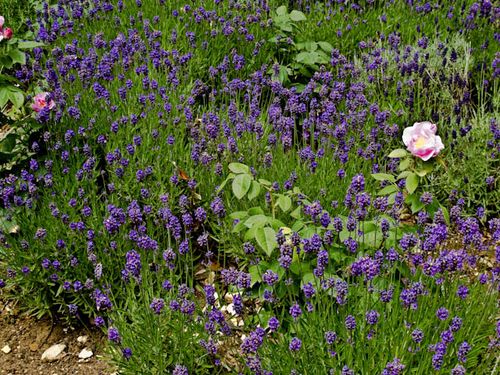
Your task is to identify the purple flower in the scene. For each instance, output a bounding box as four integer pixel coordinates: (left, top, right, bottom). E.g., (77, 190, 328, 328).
(94, 316, 105, 327)
(436, 307, 449, 321)
(345, 315, 356, 330)
(210, 197, 226, 218)
(324, 331, 337, 345)
(451, 365, 466, 375)
(108, 327, 121, 343)
(173, 365, 189, 375)
(150, 298, 165, 314)
(289, 303, 302, 320)
(456, 285, 468, 299)
(268, 317, 280, 332)
(458, 341, 471, 363)
(240, 327, 265, 354)
(122, 347, 132, 360)
(382, 358, 405, 375)
(411, 329, 424, 343)
(289, 337, 302, 352)
(366, 310, 380, 325)
(262, 270, 279, 286)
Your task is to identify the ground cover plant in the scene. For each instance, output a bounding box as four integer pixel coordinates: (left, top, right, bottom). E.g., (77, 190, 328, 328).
(0, 0, 499, 374)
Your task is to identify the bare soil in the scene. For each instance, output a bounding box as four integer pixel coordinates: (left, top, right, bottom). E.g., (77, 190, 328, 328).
(0, 299, 114, 375)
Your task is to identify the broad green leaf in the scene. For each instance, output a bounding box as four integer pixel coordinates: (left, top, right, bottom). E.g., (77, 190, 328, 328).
(291, 220, 305, 232)
(7, 88, 24, 108)
(0, 87, 9, 108)
(276, 5, 287, 16)
(229, 211, 249, 220)
(255, 227, 277, 257)
(258, 179, 271, 186)
(17, 41, 45, 49)
(361, 230, 383, 248)
(303, 41, 317, 52)
(317, 41, 333, 53)
(248, 265, 262, 286)
(276, 194, 292, 212)
(362, 221, 378, 233)
(248, 207, 264, 215)
(371, 173, 395, 183)
(228, 162, 249, 174)
(397, 171, 412, 180)
(399, 158, 411, 171)
(8, 49, 26, 65)
(232, 173, 252, 199)
(405, 173, 419, 194)
(278, 22, 293, 32)
(411, 199, 425, 213)
(339, 229, 350, 242)
(0, 134, 17, 154)
(295, 51, 323, 66)
(278, 65, 289, 84)
(300, 273, 317, 288)
(290, 206, 302, 219)
(244, 225, 259, 241)
(377, 184, 399, 196)
(415, 162, 433, 177)
(388, 149, 408, 158)
(247, 180, 261, 200)
(300, 226, 317, 238)
(269, 218, 286, 230)
(216, 173, 235, 193)
(244, 214, 268, 228)
(289, 10, 307, 22)
(439, 205, 450, 225)
(232, 221, 247, 233)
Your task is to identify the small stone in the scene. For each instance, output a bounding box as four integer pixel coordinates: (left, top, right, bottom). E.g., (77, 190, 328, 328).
(41, 343, 66, 362)
(1, 345, 11, 354)
(78, 348, 93, 360)
(29, 343, 39, 352)
(76, 335, 88, 344)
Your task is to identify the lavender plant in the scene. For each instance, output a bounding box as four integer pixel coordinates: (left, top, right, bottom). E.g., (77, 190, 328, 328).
(0, 1, 498, 374)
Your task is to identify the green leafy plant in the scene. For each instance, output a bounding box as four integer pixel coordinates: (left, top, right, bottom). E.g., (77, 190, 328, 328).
(0, 23, 44, 171)
(371, 148, 448, 219)
(268, 6, 333, 86)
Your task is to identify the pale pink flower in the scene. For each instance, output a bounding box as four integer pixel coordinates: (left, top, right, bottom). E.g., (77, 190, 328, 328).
(402, 121, 444, 161)
(31, 92, 55, 113)
(0, 16, 4, 30)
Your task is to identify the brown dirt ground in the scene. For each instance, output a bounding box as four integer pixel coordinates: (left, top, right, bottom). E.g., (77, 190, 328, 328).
(0, 299, 115, 375)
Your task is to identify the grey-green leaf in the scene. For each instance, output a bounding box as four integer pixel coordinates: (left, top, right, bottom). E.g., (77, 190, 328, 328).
(247, 180, 261, 200)
(8, 49, 26, 65)
(405, 173, 419, 194)
(232, 174, 252, 199)
(228, 162, 250, 174)
(388, 149, 408, 158)
(255, 227, 277, 257)
(276, 5, 287, 16)
(371, 173, 396, 183)
(17, 41, 45, 49)
(289, 10, 307, 22)
(277, 195, 292, 212)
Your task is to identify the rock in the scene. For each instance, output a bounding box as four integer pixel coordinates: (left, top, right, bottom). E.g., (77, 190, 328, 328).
(76, 335, 88, 344)
(1, 345, 11, 354)
(41, 343, 66, 362)
(29, 343, 39, 352)
(78, 348, 93, 360)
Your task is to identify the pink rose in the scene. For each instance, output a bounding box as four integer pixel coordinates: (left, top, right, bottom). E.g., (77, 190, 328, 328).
(0, 16, 4, 30)
(31, 92, 55, 113)
(3, 27, 12, 40)
(402, 121, 444, 161)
